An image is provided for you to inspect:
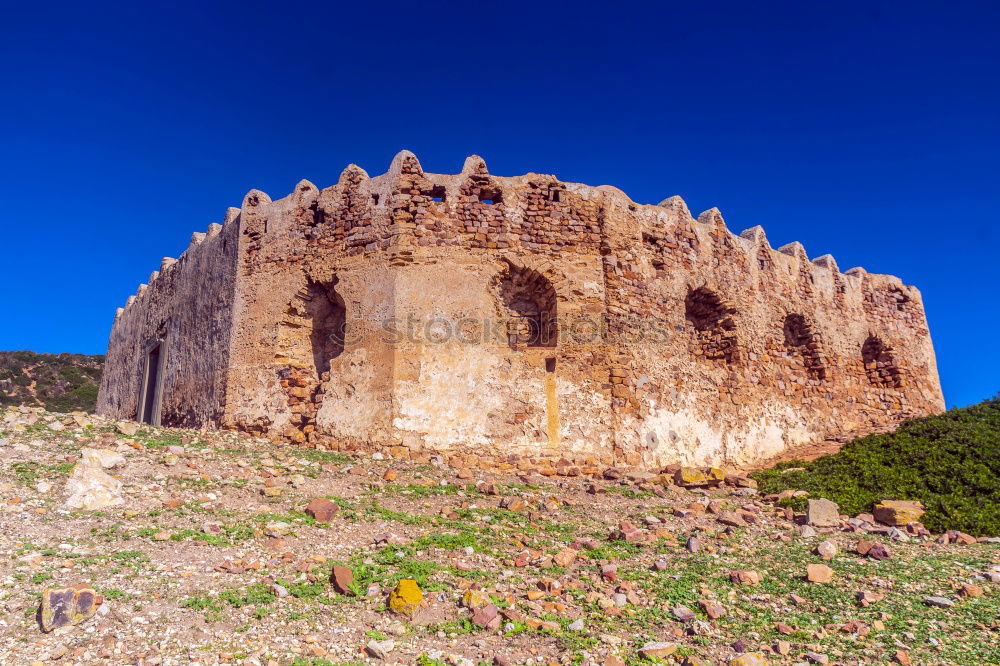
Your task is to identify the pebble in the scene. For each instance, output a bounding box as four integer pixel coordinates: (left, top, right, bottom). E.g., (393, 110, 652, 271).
(923, 595, 954, 608)
(365, 639, 394, 659)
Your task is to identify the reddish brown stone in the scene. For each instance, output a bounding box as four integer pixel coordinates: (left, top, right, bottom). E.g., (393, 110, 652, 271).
(330, 565, 354, 595)
(304, 498, 338, 523)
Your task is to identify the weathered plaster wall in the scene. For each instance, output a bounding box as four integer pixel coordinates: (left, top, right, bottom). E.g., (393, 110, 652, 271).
(99, 150, 944, 469)
(96, 212, 240, 426)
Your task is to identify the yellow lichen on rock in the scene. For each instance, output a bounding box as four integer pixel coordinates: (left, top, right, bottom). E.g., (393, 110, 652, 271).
(674, 467, 725, 487)
(460, 589, 490, 609)
(873, 500, 925, 526)
(389, 579, 423, 617)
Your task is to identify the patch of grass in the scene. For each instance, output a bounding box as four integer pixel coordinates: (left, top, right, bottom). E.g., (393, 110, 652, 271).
(294, 449, 352, 465)
(364, 502, 433, 526)
(377, 483, 468, 498)
(753, 397, 1000, 535)
(10, 461, 74, 486)
(135, 429, 196, 451)
(183, 583, 277, 622)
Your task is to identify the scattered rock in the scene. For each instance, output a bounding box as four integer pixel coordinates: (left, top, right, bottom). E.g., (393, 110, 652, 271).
(64, 461, 123, 511)
(674, 467, 725, 488)
(461, 589, 490, 609)
(553, 547, 577, 567)
(856, 590, 884, 606)
(671, 605, 696, 622)
(729, 654, 767, 666)
(815, 539, 838, 561)
(774, 621, 794, 634)
(304, 498, 339, 522)
(923, 595, 954, 608)
(80, 448, 125, 469)
(471, 603, 500, 630)
(807, 498, 840, 527)
(388, 579, 423, 617)
(717, 511, 747, 527)
(39, 585, 102, 632)
(796, 525, 817, 538)
(698, 599, 726, 619)
(116, 422, 139, 437)
(729, 570, 762, 586)
(330, 565, 354, 595)
(613, 521, 645, 543)
(638, 641, 677, 659)
(873, 500, 925, 526)
(806, 563, 834, 583)
(366, 639, 395, 659)
(959, 583, 983, 598)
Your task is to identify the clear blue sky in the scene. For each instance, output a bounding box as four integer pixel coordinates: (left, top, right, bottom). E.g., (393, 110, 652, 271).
(1, 1, 996, 408)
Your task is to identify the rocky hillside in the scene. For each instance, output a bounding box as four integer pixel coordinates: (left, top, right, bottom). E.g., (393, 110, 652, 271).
(0, 351, 103, 412)
(1, 406, 997, 665)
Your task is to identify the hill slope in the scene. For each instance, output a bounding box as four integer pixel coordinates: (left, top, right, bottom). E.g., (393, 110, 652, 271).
(753, 397, 1000, 535)
(0, 351, 104, 412)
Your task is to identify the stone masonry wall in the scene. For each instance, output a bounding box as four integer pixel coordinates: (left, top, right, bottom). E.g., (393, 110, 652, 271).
(98, 151, 945, 469)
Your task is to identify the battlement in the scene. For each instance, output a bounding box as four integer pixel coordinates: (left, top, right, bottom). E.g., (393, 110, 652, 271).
(114, 210, 240, 324)
(221, 151, 917, 302)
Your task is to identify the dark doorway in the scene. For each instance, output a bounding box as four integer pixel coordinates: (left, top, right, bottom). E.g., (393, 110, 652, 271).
(140, 343, 162, 424)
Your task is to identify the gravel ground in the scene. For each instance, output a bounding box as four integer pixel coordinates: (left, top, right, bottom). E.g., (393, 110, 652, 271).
(1, 406, 997, 666)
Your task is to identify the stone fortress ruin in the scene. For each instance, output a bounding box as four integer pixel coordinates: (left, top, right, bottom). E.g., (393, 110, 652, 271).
(97, 151, 945, 469)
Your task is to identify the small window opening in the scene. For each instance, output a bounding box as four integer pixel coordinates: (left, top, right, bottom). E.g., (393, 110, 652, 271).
(426, 185, 446, 203)
(371, 193, 380, 205)
(890, 288, 910, 311)
(548, 189, 561, 203)
(478, 187, 503, 205)
(545, 357, 556, 373)
(643, 233, 667, 274)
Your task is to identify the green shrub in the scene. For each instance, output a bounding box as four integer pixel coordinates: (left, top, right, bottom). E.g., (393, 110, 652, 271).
(752, 397, 1000, 536)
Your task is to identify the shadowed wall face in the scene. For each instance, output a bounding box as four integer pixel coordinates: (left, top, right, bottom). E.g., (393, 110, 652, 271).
(96, 219, 240, 429)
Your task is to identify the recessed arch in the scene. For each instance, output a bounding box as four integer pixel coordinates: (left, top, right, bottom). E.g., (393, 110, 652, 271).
(783, 313, 826, 380)
(861, 334, 902, 389)
(273, 278, 347, 442)
(494, 263, 558, 348)
(684, 287, 739, 365)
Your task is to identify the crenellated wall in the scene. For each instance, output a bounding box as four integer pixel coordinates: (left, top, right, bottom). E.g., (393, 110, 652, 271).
(97, 150, 944, 469)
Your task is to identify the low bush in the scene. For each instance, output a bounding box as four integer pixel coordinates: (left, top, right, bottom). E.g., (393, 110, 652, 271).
(753, 397, 1000, 536)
